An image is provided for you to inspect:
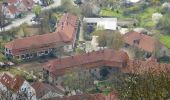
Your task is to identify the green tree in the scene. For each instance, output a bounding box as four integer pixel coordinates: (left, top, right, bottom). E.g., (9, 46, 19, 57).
(117, 72, 170, 99)
(33, 5, 42, 17)
(93, 30, 124, 50)
(158, 14, 170, 34)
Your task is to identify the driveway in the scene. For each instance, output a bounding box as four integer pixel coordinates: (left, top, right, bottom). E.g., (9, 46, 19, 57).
(0, 0, 61, 32)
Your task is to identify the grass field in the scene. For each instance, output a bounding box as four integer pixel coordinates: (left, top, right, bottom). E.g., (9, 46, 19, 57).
(159, 35, 170, 49)
(138, 7, 159, 28)
(99, 8, 125, 18)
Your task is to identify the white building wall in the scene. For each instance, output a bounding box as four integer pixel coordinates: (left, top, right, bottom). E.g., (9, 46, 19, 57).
(97, 21, 117, 30)
(20, 81, 37, 100)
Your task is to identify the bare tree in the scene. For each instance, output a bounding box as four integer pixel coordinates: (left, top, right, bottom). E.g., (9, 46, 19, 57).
(63, 67, 96, 93)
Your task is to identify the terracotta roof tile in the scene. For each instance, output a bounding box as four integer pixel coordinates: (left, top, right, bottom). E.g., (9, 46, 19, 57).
(7, 5, 18, 14)
(22, 0, 34, 8)
(56, 13, 79, 42)
(0, 73, 12, 89)
(32, 82, 64, 99)
(11, 75, 25, 92)
(0, 73, 25, 92)
(56, 92, 118, 100)
(124, 31, 157, 52)
(43, 49, 129, 76)
(122, 60, 170, 74)
(5, 33, 64, 55)
(5, 13, 79, 56)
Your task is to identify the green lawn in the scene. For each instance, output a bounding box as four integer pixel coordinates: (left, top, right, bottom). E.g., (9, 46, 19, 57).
(99, 8, 125, 18)
(159, 35, 170, 49)
(138, 7, 159, 28)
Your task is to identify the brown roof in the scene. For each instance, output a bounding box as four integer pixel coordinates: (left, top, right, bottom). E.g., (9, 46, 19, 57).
(43, 49, 129, 76)
(0, 73, 12, 89)
(22, 0, 34, 8)
(124, 31, 157, 52)
(122, 60, 170, 74)
(5, 33, 64, 55)
(32, 82, 64, 99)
(11, 75, 25, 92)
(56, 91, 118, 100)
(55, 13, 79, 42)
(7, 5, 18, 14)
(0, 73, 25, 92)
(5, 13, 79, 55)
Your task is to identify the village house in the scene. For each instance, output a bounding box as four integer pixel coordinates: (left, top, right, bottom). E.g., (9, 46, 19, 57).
(32, 81, 65, 100)
(55, 91, 118, 100)
(124, 31, 156, 54)
(43, 49, 129, 84)
(4, 13, 79, 59)
(0, 73, 36, 100)
(2, 4, 20, 19)
(83, 17, 117, 30)
(2, 0, 34, 18)
(123, 31, 169, 57)
(17, 0, 34, 12)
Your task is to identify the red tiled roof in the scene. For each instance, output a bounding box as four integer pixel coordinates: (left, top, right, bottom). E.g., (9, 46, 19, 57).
(0, 73, 12, 89)
(43, 49, 129, 76)
(0, 73, 25, 92)
(122, 60, 170, 74)
(124, 31, 157, 52)
(32, 82, 64, 99)
(55, 13, 79, 42)
(5, 33, 64, 55)
(22, 0, 34, 8)
(7, 5, 18, 14)
(11, 75, 25, 92)
(56, 92, 118, 100)
(5, 13, 79, 55)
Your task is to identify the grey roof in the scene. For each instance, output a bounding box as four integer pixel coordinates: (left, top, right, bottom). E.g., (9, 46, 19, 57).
(83, 17, 117, 23)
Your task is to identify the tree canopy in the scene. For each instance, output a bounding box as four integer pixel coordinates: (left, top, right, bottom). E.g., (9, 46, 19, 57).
(158, 14, 170, 34)
(93, 30, 124, 50)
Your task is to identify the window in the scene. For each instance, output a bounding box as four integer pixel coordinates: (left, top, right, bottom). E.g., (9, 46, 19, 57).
(21, 55, 25, 58)
(9, 50, 11, 54)
(26, 54, 29, 57)
(45, 50, 48, 54)
(15, 56, 20, 59)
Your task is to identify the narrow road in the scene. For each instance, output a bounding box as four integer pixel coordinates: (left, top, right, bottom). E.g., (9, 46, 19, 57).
(0, 0, 61, 32)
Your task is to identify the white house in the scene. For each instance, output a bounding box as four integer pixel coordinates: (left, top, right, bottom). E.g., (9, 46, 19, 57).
(83, 17, 118, 30)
